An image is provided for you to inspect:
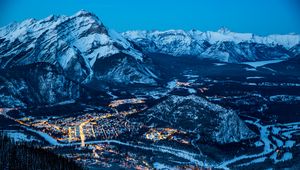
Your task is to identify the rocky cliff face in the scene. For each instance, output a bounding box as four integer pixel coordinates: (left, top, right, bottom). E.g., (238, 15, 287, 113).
(0, 63, 81, 107)
(145, 95, 256, 144)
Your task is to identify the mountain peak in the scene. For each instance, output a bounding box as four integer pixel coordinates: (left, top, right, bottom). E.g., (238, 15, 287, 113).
(75, 10, 93, 16)
(0, 11, 157, 87)
(74, 10, 99, 20)
(217, 27, 231, 34)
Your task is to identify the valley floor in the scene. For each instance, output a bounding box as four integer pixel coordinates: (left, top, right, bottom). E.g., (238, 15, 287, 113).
(1, 60, 300, 169)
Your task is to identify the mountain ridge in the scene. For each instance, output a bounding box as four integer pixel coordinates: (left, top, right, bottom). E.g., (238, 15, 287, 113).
(0, 10, 157, 86)
(123, 29, 299, 63)
(123, 28, 300, 48)
(145, 95, 257, 144)
(0, 10, 157, 107)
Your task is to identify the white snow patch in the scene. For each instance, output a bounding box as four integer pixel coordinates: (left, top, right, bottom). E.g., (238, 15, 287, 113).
(167, 80, 177, 89)
(242, 60, 283, 68)
(272, 127, 281, 135)
(153, 163, 175, 170)
(246, 77, 264, 80)
(184, 74, 199, 79)
(107, 91, 118, 99)
(254, 141, 264, 147)
(285, 140, 296, 148)
(245, 68, 257, 71)
(239, 157, 267, 167)
(59, 100, 75, 105)
(23, 127, 61, 146)
(272, 136, 284, 147)
(281, 152, 293, 162)
(188, 88, 197, 94)
(271, 152, 293, 163)
(6, 131, 38, 142)
(214, 63, 227, 66)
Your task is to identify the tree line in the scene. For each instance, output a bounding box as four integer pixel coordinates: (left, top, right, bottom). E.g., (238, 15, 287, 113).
(0, 132, 84, 170)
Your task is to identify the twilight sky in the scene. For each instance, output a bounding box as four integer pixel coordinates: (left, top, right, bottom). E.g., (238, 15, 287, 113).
(0, 0, 299, 35)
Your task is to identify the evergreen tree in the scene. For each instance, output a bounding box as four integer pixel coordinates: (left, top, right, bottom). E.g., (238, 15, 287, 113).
(0, 132, 83, 170)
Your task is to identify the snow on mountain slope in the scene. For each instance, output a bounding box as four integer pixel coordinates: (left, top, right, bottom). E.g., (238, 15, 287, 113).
(201, 41, 291, 62)
(124, 30, 208, 57)
(123, 29, 300, 63)
(0, 10, 156, 86)
(190, 28, 300, 48)
(200, 41, 245, 62)
(145, 95, 257, 144)
(290, 44, 300, 56)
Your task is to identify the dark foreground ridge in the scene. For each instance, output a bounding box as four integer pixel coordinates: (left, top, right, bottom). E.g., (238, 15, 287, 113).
(0, 132, 83, 170)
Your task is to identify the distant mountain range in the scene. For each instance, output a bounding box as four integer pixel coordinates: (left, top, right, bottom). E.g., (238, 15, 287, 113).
(123, 29, 300, 63)
(0, 10, 299, 107)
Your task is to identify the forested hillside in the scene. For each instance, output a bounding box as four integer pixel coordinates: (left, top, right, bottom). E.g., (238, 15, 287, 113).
(0, 133, 83, 170)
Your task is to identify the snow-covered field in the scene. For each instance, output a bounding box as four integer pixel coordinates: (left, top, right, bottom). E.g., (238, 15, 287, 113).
(242, 60, 283, 68)
(5, 130, 38, 142)
(246, 76, 264, 80)
(217, 118, 300, 169)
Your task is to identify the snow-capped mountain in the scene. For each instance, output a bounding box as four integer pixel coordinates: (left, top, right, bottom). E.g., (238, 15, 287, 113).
(123, 29, 300, 62)
(0, 10, 157, 86)
(201, 41, 291, 63)
(0, 10, 158, 107)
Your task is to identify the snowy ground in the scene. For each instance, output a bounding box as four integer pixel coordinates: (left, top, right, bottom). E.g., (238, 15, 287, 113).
(5, 130, 38, 142)
(217, 118, 300, 169)
(246, 76, 264, 80)
(242, 60, 283, 68)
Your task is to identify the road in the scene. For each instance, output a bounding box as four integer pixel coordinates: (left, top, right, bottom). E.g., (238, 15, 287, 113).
(78, 114, 112, 147)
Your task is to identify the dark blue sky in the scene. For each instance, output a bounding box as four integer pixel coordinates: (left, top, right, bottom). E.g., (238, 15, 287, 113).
(0, 0, 299, 35)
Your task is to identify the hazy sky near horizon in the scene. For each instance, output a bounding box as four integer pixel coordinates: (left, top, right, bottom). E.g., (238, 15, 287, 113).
(0, 0, 299, 35)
